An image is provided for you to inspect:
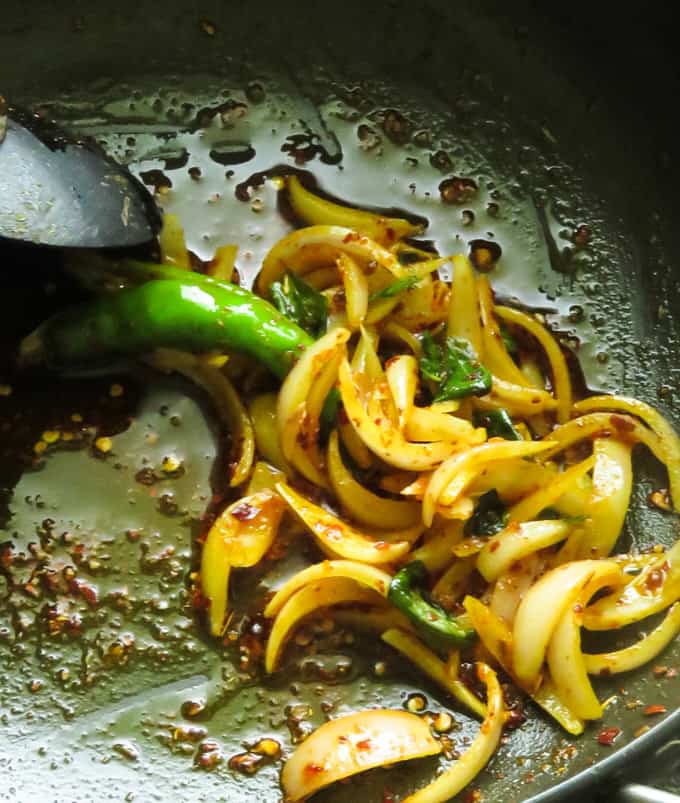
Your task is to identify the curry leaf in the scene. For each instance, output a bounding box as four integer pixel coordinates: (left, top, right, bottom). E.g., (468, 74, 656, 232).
(464, 490, 508, 536)
(270, 271, 328, 338)
(368, 275, 420, 302)
(472, 408, 522, 441)
(419, 331, 492, 401)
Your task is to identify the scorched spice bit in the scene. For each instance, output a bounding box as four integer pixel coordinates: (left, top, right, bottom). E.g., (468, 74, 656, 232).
(596, 727, 621, 746)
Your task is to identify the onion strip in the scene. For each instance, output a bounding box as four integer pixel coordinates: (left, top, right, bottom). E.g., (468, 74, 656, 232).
(275, 482, 420, 564)
(507, 455, 596, 523)
(573, 395, 680, 509)
(286, 174, 422, 245)
(447, 255, 483, 356)
(265, 577, 382, 672)
(463, 596, 584, 734)
(339, 359, 456, 471)
(281, 709, 440, 803)
(402, 663, 504, 803)
(583, 541, 680, 630)
(583, 602, 680, 675)
(381, 628, 487, 719)
(477, 520, 571, 582)
(327, 431, 420, 529)
(495, 305, 572, 423)
(264, 559, 391, 617)
(512, 560, 623, 689)
(258, 225, 404, 294)
(423, 440, 556, 527)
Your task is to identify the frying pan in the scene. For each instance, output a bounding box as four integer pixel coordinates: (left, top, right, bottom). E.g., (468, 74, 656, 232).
(1, 1, 679, 801)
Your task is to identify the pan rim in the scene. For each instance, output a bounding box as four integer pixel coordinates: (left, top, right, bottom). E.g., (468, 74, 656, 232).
(525, 706, 680, 801)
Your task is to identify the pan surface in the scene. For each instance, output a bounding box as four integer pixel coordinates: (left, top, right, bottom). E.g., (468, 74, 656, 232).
(1, 2, 678, 801)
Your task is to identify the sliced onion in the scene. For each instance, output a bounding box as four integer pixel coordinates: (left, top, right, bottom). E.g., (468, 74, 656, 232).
(477, 520, 571, 582)
(337, 252, 368, 329)
(540, 412, 665, 464)
(489, 554, 545, 626)
(385, 354, 418, 431)
(264, 559, 392, 617)
(327, 430, 420, 529)
(148, 349, 254, 487)
(248, 392, 291, 474)
(423, 440, 556, 527)
(338, 416, 374, 469)
(584, 602, 680, 675)
(432, 556, 477, 608)
(486, 376, 558, 416)
(405, 407, 484, 445)
(580, 438, 632, 558)
(277, 327, 350, 487)
(265, 577, 385, 672)
(207, 243, 238, 280)
(281, 709, 440, 803)
(275, 482, 419, 565)
(507, 455, 596, 523)
(381, 321, 423, 356)
(159, 212, 191, 268)
(201, 491, 285, 636)
(403, 663, 504, 803)
(286, 174, 422, 245)
(410, 521, 465, 573)
(258, 225, 404, 294)
(573, 394, 680, 509)
(547, 605, 603, 719)
(339, 358, 456, 471)
(447, 255, 483, 356)
(512, 560, 623, 689)
(477, 276, 531, 386)
(463, 596, 584, 735)
(495, 305, 572, 423)
(468, 458, 558, 502)
(583, 541, 680, 630)
(381, 628, 487, 719)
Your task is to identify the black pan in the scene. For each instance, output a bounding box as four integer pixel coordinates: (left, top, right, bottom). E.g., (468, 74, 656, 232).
(1, 2, 678, 801)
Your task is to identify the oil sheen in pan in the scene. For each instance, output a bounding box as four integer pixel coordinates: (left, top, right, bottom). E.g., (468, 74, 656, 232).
(1, 75, 678, 803)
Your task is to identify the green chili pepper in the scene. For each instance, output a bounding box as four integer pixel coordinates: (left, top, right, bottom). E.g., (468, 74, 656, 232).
(387, 561, 476, 651)
(464, 490, 508, 537)
(419, 331, 492, 401)
(270, 271, 328, 339)
(472, 408, 522, 441)
(19, 278, 313, 379)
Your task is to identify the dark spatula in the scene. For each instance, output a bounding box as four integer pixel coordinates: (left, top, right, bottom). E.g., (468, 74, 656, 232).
(0, 101, 161, 248)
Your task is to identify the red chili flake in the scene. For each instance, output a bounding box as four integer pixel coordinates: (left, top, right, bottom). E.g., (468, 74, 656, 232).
(610, 414, 635, 433)
(653, 666, 668, 678)
(597, 727, 621, 746)
(69, 577, 99, 606)
(489, 540, 500, 553)
(573, 224, 591, 248)
(645, 563, 669, 592)
(374, 541, 389, 550)
(643, 704, 667, 716)
(230, 502, 259, 522)
(356, 738, 372, 750)
(304, 763, 324, 777)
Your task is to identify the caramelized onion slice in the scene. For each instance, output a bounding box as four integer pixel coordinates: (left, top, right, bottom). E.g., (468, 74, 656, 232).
(281, 709, 441, 803)
(403, 663, 504, 803)
(275, 482, 419, 565)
